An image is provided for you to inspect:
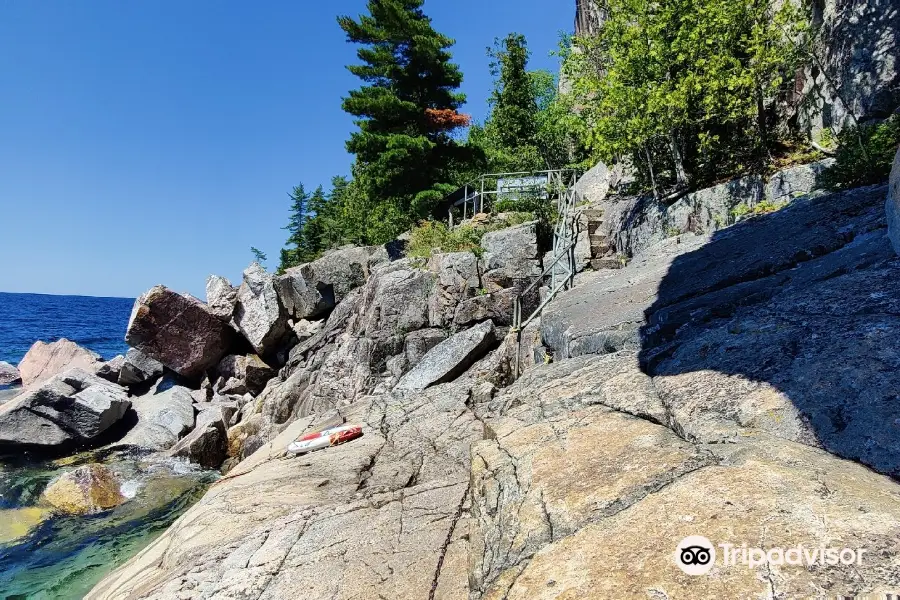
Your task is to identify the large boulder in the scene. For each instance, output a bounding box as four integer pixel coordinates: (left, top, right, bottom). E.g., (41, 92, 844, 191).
(888, 146, 900, 255)
(117, 348, 164, 387)
(276, 247, 375, 322)
(17, 339, 101, 388)
(0, 369, 131, 448)
(480, 221, 542, 278)
(427, 252, 481, 328)
(42, 463, 125, 516)
(0, 361, 20, 386)
(404, 328, 447, 367)
(213, 354, 275, 396)
(305, 246, 372, 304)
(234, 264, 290, 356)
(205, 275, 238, 321)
(276, 265, 334, 321)
(397, 320, 496, 390)
(95, 355, 125, 384)
(168, 404, 228, 468)
(113, 384, 195, 452)
(126, 285, 234, 379)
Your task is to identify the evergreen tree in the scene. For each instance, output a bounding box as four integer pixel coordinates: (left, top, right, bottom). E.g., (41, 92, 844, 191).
(339, 0, 472, 228)
(278, 184, 311, 272)
(489, 34, 539, 151)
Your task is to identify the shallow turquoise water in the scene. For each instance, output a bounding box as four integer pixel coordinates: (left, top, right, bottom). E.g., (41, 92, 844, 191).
(0, 454, 214, 599)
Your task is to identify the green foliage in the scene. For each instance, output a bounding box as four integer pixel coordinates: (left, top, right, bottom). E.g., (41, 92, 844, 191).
(564, 0, 808, 192)
(407, 222, 484, 258)
(467, 34, 588, 174)
(250, 247, 268, 266)
(338, 0, 474, 235)
(821, 116, 900, 190)
(730, 199, 789, 220)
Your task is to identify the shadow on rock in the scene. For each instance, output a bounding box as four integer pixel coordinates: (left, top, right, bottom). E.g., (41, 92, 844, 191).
(636, 184, 900, 477)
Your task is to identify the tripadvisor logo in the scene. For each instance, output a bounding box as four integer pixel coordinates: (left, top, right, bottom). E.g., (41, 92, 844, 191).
(674, 535, 868, 575)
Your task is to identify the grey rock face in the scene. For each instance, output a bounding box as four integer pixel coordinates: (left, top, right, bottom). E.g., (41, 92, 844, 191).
(168, 404, 227, 468)
(234, 264, 290, 356)
(397, 320, 496, 390)
(214, 354, 275, 396)
(276, 265, 334, 321)
(113, 384, 195, 451)
(480, 221, 541, 277)
(453, 289, 517, 327)
(117, 348, 164, 387)
(306, 246, 371, 303)
(205, 275, 238, 321)
(404, 328, 447, 367)
(94, 355, 124, 384)
(427, 251, 481, 327)
(888, 146, 900, 255)
(0, 361, 21, 386)
(0, 369, 131, 448)
(573, 160, 612, 204)
(358, 259, 433, 340)
(126, 286, 234, 379)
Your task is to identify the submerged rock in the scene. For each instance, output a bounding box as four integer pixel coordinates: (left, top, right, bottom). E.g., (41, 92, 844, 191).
(0, 369, 131, 448)
(17, 339, 101, 388)
(42, 463, 125, 516)
(0, 361, 20, 386)
(0, 507, 50, 544)
(126, 285, 234, 379)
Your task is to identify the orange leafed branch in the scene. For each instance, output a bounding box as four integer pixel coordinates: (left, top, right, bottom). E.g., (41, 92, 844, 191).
(425, 108, 472, 130)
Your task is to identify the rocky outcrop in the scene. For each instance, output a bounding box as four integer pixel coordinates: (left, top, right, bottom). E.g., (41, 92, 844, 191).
(480, 221, 541, 278)
(234, 264, 290, 356)
(205, 275, 238, 321)
(42, 464, 125, 516)
(427, 251, 481, 327)
(889, 146, 900, 255)
(126, 285, 234, 379)
(404, 328, 447, 367)
(168, 404, 228, 468)
(87, 381, 484, 600)
(0, 361, 20, 386)
(17, 338, 101, 388)
(0, 369, 131, 449)
(397, 320, 496, 390)
(95, 355, 124, 383)
(113, 384, 195, 452)
(213, 353, 275, 396)
(116, 348, 163, 387)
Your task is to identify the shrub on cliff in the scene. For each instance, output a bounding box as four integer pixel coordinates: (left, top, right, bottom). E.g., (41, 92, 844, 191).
(821, 116, 900, 190)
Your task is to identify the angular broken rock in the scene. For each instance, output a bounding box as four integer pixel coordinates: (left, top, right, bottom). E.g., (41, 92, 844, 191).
(126, 286, 234, 379)
(205, 275, 238, 321)
(168, 404, 228, 469)
(397, 320, 496, 390)
(888, 145, 900, 256)
(117, 348, 164, 387)
(113, 384, 195, 452)
(234, 264, 290, 356)
(404, 328, 447, 367)
(95, 355, 125, 384)
(17, 339, 101, 388)
(0, 361, 20, 386)
(0, 369, 131, 448)
(276, 266, 335, 321)
(214, 354, 275, 396)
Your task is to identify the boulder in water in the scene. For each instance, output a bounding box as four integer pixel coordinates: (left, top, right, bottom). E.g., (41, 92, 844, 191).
(0, 507, 51, 544)
(125, 285, 234, 379)
(17, 339, 101, 388)
(42, 463, 125, 516)
(0, 369, 131, 448)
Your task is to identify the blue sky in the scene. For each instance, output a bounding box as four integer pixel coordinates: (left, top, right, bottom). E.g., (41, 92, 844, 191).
(0, 1, 574, 299)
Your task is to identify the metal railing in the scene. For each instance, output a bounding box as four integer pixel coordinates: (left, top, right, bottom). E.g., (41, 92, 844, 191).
(511, 171, 581, 378)
(446, 169, 580, 226)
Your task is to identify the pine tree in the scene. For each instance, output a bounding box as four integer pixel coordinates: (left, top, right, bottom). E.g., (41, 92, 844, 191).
(489, 34, 539, 151)
(278, 184, 311, 272)
(338, 0, 472, 227)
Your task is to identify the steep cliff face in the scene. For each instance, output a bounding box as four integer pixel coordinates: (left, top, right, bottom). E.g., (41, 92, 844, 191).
(574, 0, 605, 35)
(797, 0, 900, 133)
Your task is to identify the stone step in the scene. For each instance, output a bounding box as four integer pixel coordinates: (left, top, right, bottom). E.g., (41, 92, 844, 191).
(591, 243, 613, 256)
(587, 221, 603, 235)
(580, 209, 604, 220)
(591, 257, 626, 270)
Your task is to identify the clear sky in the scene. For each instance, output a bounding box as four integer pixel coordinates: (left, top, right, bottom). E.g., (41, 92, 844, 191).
(0, 1, 574, 299)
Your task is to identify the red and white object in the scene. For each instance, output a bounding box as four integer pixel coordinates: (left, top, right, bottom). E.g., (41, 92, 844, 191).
(287, 425, 363, 455)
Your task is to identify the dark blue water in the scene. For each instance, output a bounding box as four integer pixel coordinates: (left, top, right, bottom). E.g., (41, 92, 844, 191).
(0, 293, 134, 366)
